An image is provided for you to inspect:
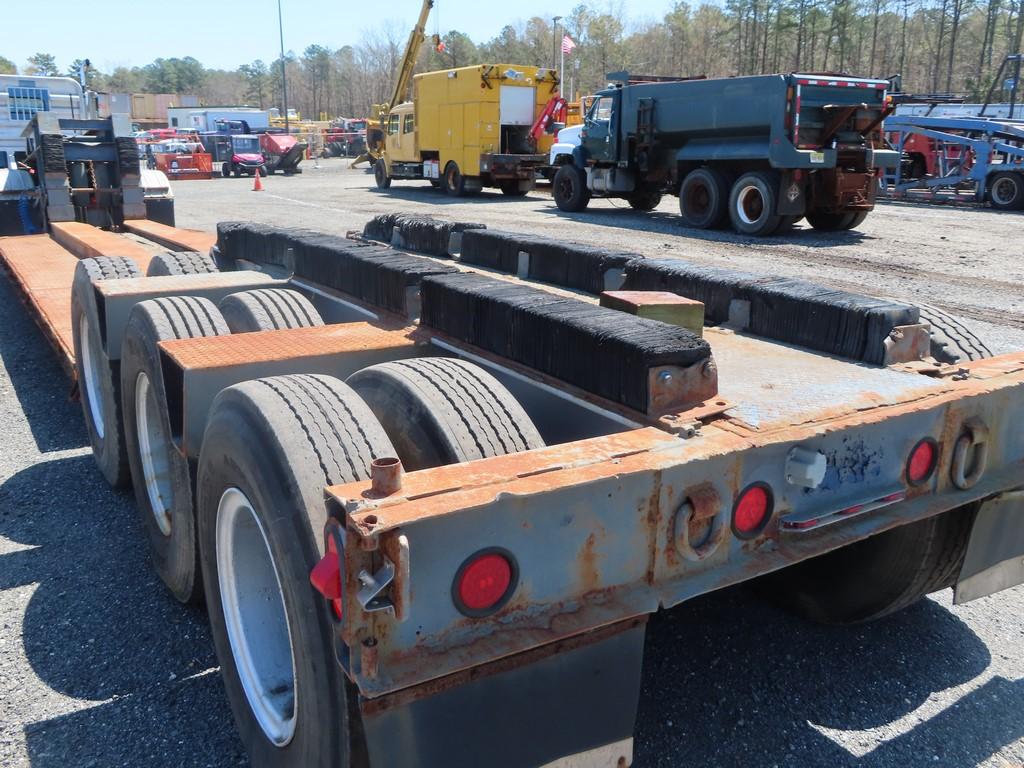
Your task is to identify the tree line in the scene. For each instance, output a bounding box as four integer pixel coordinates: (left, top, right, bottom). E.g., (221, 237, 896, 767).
(5, 0, 1024, 121)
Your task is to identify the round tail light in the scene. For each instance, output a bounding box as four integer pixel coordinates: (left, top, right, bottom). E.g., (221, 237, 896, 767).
(906, 437, 938, 486)
(732, 482, 774, 539)
(452, 548, 518, 617)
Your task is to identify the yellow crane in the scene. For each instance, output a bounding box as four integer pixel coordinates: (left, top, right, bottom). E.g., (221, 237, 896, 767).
(351, 0, 436, 167)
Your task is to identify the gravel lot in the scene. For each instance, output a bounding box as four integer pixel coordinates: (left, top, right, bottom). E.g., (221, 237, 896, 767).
(1, 159, 1022, 767)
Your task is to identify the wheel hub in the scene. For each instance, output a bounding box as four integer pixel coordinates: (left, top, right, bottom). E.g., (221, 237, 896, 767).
(135, 371, 174, 536)
(79, 316, 105, 439)
(737, 185, 765, 225)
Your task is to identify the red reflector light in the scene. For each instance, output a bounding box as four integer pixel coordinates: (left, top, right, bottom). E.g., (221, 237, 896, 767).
(453, 549, 518, 617)
(310, 537, 343, 619)
(732, 483, 774, 538)
(906, 438, 938, 486)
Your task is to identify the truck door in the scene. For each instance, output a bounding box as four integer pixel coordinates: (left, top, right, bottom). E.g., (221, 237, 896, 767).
(581, 94, 618, 165)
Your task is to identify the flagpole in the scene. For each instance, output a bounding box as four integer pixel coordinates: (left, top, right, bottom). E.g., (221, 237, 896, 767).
(560, 44, 565, 95)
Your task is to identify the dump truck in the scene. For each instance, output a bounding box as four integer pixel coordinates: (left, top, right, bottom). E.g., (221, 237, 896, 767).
(1, 210, 1023, 767)
(552, 72, 899, 235)
(374, 64, 556, 196)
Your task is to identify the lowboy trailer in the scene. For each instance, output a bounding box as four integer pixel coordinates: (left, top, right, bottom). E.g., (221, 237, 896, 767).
(1, 214, 1023, 767)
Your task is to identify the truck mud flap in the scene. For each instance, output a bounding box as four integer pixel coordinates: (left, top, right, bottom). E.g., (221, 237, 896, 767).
(359, 620, 644, 768)
(955, 490, 1024, 604)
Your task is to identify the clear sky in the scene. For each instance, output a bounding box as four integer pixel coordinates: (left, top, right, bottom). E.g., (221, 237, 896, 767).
(4, 0, 676, 74)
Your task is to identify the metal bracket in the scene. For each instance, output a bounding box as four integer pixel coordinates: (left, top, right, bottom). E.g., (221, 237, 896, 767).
(883, 323, 931, 365)
(357, 560, 396, 613)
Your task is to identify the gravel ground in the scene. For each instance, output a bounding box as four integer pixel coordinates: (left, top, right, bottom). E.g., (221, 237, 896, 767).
(0, 160, 1022, 767)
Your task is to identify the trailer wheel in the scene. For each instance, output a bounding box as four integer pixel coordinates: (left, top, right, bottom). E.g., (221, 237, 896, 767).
(679, 167, 731, 228)
(197, 374, 393, 765)
(147, 250, 219, 277)
(374, 161, 391, 189)
(219, 289, 324, 333)
(348, 358, 544, 471)
(121, 296, 231, 603)
(627, 190, 662, 211)
(728, 171, 782, 236)
(72, 256, 143, 488)
(916, 302, 994, 363)
(758, 505, 978, 624)
(987, 171, 1024, 210)
(552, 164, 591, 212)
(443, 161, 466, 197)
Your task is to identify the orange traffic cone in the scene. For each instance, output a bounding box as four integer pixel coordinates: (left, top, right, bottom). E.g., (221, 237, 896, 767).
(252, 168, 264, 192)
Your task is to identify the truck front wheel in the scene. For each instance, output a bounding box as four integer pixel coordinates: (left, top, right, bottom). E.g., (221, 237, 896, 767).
(552, 164, 591, 212)
(758, 505, 977, 624)
(728, 171, 782, 236)
(680, 167, 731, 228)
(374, 161, 391, 189)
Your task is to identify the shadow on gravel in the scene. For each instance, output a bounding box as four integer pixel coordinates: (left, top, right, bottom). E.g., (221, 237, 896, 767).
(0, 455, 243, 766)
(542, 208, 872, 249)
(634, 586, 1020, 767)
(0, 269, 87, 452)
(369, 185, 540, 205)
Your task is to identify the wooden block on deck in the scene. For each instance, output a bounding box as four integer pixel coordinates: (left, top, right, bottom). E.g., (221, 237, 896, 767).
(123, 219, 216, 254)
(600, 290, 705, 336)
(49, 221, 152, 272)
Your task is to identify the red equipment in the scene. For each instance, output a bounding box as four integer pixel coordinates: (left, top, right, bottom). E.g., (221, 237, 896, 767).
(529, 97, 568, 142)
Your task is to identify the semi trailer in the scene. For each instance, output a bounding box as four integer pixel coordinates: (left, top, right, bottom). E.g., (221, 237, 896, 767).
(1, 212, 1023, 766)
(552, 72, 899, 235)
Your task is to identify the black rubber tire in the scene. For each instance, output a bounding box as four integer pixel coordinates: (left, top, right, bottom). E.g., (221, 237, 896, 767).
(679, 167, 732, 229)
(197, 374, 393, 767)
(775, 214, 803, 233)
(233, 168, 242, 178)
(499, 180, 531, 197)
(806, 210, 856, 231)
(348, 357, 545, 471)
(121, 296, 230, 603)
(758, 505, 978, 624)
(146, 250, 219, 277)
(987, 170, 1024, 210)
(221, 163, 231, 178)
(374, 161, 391, 189)
(916, 302, 994, 364)
(72, 256, 142, 488)
(627, 190, 662, 211)
(219, 288, 324, 333)
(443, 161, 465, 197)
(844, 210, 869, 230)
(728, 170, 782, 236)
(552, 164, 591, 212)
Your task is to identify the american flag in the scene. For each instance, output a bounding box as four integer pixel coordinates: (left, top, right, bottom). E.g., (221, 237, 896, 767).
(561, 35, 577, 54)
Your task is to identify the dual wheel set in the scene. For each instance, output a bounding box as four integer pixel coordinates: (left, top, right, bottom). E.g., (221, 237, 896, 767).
(553, 163, 869, 235)
(70, 251, 545, 764)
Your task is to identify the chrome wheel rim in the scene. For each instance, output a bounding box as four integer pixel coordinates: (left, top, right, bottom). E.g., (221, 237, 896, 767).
(737, 184, 765, 225)
(217, 487, 297, 746)
(79, 316, 105, 439)
(135, 371, 173, 535)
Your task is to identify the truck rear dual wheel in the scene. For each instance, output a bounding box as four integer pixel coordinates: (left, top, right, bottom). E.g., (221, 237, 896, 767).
(147, 250, 220, 277)
(552, 164, 591, 212)
(219, 289, 324, 333)
(374, 161, 391, 189)
(627, 190, 663, 211)
(759, 505, 978, 624)
(121, 296, 231, 603)
(197, 374, 393, 766)
(987, 171, 1024, 210)
(679, 167, 731, 228)
(72, 256, 143, 488)
(348, 358, 544, 471)
(728, 170, 783, 236)
(443, 161, 466, 197)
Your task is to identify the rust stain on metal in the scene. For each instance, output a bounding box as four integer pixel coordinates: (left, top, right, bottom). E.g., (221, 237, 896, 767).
(579, 532, 601, 593)
(160, 322, 420, 370)
(49, 221, 153, 272)
(123, 219, 216, 253)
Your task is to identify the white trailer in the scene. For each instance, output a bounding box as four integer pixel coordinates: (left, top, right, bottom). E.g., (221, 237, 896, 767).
(0, 75, 86, 168)
(167, 107, 270, 132)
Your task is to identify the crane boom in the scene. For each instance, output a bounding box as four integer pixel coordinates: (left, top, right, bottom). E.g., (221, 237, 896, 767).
(387, 0, 434, 112)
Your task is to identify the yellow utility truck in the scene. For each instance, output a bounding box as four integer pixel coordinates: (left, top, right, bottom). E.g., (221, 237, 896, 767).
(375, 64, 557, 196)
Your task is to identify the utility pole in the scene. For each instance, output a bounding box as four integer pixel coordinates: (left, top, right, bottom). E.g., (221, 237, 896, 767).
(552, 16, 562, 71)
(278, 0, 289, 132)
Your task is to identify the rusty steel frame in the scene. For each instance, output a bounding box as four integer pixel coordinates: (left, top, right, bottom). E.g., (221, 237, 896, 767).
(326, 353, 1024, 698)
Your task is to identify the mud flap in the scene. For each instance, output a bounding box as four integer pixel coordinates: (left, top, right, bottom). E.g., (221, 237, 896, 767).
(954, 491, 1024, 604)
(359, 619, 646, 768)
(776, 170, 806, 216)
